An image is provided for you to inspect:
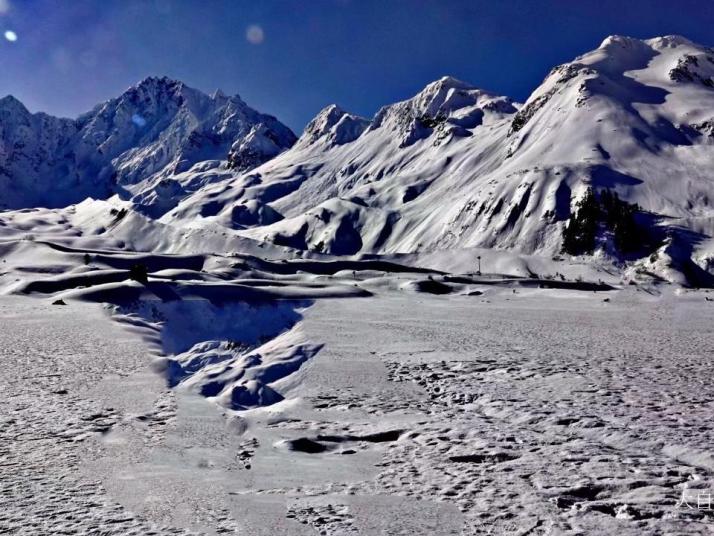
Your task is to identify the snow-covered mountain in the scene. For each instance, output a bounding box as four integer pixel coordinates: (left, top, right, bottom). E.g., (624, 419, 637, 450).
(161, 35, 714, 282)
(0, 77, 296, 212)
(2, 35, 714, 283)
(164, 77, 518, 250)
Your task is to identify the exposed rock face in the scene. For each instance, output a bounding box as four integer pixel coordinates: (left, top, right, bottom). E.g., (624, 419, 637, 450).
(668, 54, 714, 86)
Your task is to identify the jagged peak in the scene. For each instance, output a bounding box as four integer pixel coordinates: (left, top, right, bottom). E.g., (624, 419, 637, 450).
(132, 75, 186, 91)
(124, 77, 252, 111)
(322, 103, 346, 114)
(101, 76, 196, 112)
(307, 104, 359, 126)
(312, 103, 347, 120)
(0, 94, 30, 114)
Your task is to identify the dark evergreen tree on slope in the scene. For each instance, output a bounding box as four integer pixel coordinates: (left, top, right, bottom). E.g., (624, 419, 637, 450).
(562, 187, 646, 256)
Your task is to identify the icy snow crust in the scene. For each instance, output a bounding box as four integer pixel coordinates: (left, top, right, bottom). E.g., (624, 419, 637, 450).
(2, 280, 714, 534)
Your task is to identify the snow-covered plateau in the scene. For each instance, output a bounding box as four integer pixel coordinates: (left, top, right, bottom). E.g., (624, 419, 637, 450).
(2, 35, 714, 535)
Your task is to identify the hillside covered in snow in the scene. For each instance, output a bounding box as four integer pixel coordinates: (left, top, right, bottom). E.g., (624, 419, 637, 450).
(2, 35, 714, 285)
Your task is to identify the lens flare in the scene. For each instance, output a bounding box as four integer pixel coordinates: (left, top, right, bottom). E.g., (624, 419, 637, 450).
(4, 30, 17, 42)
(245, 25, 264, 45)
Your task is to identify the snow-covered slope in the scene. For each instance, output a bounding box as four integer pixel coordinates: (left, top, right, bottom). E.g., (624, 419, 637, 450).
(164, 77, 518, 251)
(0, 97, 80, 208)
(159, 35, 714, 283)
(0, 77, 296, 212)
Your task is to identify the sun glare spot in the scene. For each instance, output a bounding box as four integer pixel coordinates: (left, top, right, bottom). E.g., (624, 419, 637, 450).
(132, 114, 147, 128)
(4, 30, 17, 42)
(246, 24, 264, 45)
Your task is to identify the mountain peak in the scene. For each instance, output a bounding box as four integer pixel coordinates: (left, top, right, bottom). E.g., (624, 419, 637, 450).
(133, 75, 186, 91)
(411, 75, 508, 113)
(424, 76, 477, 92)
(0, 95, 30, 115)
(298, 104, 369, 147)
(598, 34, 646, 49)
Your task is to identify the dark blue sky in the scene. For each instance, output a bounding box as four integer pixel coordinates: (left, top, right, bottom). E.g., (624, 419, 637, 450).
(1, 0, 713, 132)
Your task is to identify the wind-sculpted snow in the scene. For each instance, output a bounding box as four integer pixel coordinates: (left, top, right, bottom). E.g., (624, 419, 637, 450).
(0, 232, 371, 414)
(112, 299, 323, 411)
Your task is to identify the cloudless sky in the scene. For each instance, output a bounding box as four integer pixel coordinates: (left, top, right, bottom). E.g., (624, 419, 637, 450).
(1, 0, 713, 132)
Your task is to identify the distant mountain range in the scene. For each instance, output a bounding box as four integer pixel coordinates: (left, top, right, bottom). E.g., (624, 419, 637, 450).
(0, 76, 295, 211)
(2, 35, 714, 283)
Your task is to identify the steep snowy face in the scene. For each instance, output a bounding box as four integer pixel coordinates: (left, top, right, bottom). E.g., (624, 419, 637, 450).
(438, 35, 714, 263)
(0, 97, 79, 209)
(0, 77, 296, 210)
(503, 34, 714, 219)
